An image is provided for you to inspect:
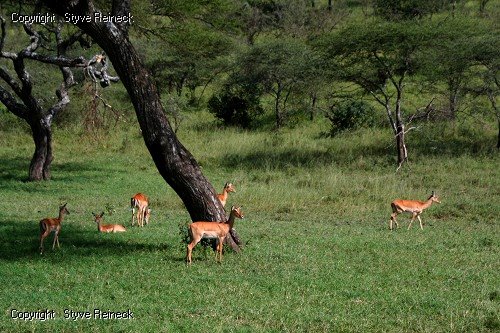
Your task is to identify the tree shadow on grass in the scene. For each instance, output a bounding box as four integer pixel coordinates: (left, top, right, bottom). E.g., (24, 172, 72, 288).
(0, 157, 30, 182)
(219, 146, 393, 170)
(219, 130, 497, 171)
(0, 219, 175, 262)
(0, 156, 111, 185)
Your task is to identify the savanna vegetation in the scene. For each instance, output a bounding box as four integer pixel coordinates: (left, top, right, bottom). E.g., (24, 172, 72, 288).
(0, 0, 499, 332)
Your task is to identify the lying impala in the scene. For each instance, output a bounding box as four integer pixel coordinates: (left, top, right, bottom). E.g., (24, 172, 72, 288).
(93, 212, 126, 233)
(186, 206, 244, 264)
(217, 183, 236, 208)
(390, 191, 441, 230)
(131, 193, 149, 227)
(39, 203, 69, 254)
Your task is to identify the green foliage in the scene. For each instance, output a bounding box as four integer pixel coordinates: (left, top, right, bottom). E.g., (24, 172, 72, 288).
(325, 99, 376, 136)
(207, 86, 263, 128)
(232, 37, 323, 127)
(373, 0, 459, 20)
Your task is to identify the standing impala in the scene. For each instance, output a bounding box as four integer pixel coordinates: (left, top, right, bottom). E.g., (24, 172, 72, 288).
(131, 193, 149, 227)
(390, 191, 441, 230)
(93, 212, 126, 233)
(186, 206, 244, 264)
(217, 183, 236, 208)
(39, 203, 69, 254)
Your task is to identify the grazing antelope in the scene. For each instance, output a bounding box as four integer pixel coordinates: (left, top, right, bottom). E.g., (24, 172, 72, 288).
(186, 206, 244, 264)
(93, 212, 126, 233)
(390, 191, 441, 230)
(131, 193, 149, 227)
(39, 203, 69, 254)
(217, 183, 236, 207)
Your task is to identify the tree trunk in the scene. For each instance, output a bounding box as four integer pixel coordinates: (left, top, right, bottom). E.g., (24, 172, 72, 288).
(42, 1, 241, 250)
(395, 123, 407, 168)
(28, 118, 53, 181)
(497, 118, 499, 149)
(394, 82, 408, 170)
(309, 92, 317, 121)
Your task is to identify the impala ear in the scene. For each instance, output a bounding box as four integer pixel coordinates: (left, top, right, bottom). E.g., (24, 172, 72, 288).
(92, 212, 96, 217)
(100, 212, 105, 217)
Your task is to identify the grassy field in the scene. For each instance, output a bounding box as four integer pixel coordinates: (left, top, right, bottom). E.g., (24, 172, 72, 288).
(0, 112, 499, 332)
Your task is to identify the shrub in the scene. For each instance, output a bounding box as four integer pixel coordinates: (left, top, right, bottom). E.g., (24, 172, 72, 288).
(208, 87, 263, 128)
(325, 99, 376, 136)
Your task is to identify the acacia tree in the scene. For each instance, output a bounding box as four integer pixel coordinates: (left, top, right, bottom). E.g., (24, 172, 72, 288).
(40, 0, 241, 250)
(420, 17, 494, 119)
(0, 16, 87, 181)
(0, 9, 120, 181)
(236, 38, 319, 128)
(318, 20, 435, 169)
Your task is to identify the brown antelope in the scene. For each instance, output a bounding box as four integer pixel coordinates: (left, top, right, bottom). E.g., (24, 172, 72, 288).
(39, 203, 69, 254)
(186, 206, 244, 264)
(93, 212, 126, 233)
(217, 183, 236, 207)
(390, 191, 441, 230)
(131, 193, 149, 227)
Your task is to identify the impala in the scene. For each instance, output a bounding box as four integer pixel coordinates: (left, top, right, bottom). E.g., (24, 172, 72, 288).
(390, 191, 441, 230)
(39, 203, 69, 254)
(93, 212, 126, 233)
(217, 182, 236, 207)
(131, 193, 149, 227)
(186, 205, 244, 264)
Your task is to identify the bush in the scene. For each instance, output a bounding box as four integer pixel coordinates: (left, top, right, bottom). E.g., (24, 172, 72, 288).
(325, 99, 376, 136)
(208, 87, 263, 128)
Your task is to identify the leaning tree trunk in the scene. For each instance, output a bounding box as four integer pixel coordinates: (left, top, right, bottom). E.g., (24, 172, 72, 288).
(42, 0, 241, 250)
(28, 118, 53, 181)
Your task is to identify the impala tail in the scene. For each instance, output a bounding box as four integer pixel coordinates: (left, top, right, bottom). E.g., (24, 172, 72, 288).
(130, 193, 149, 227)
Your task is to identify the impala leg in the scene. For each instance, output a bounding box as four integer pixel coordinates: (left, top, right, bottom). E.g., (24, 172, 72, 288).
(52, 231, 59, 249)
(417, 215, 423, 230)
(186, 236, 202, 264)
(390, 213, 398, 230)
(219, 238, 224, 263)
(40, 231, 49, 254)
(131, 208, 136, 226)
(139, 208, 145, 227)
(408, 213, 417, 230)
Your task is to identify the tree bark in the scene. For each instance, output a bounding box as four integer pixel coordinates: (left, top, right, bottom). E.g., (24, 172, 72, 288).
(28, 118, 53, 181)
(41, 0, 241, 250)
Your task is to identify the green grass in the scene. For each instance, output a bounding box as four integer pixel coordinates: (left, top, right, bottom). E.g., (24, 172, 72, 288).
(0, 113, 499, 332)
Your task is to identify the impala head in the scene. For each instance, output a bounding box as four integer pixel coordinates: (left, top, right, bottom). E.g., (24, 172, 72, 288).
(60, 203, 70, 215)
(92, 212, 105, 223)
(230, 205, 244, 219)
(429, 191, 441, 204)
(224, 182, 236, 193)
